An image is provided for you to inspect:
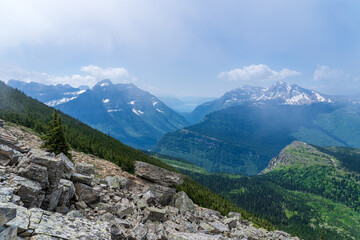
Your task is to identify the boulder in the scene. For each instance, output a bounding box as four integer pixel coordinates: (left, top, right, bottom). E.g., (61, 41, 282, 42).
(41, 188, 62, 211)
(227, 212, 241, 221)
(173, 191, 196, 214)
(58, 179, 76, 207)
(0, 129, 28, 153)
(129, 223, 148, 240)
(105, 176, 120, 189)
(0, 144, 22, 166)
(25, 149, 63, 188)
(142, 190, 157, 205)
(0, 225, 17, 240)
(143, 207, 167, 222)
(74, 183, 99, 204)
(70, 173, 92, 186)
(75, 163, 94, 176)
(13, 176, 45, 208)
(147, 182, 176, 206)
(134, 161, 184, 187)
(18, 163, 48, 188)
(207, 220, 229, 234)
(58, 153, 74, 179)
(0, 207, 16, 226)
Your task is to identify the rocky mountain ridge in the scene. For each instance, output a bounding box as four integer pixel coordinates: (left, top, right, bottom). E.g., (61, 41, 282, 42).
(259, 141, 338, 174)
(189, 81, 333, 123)
(0, 120, 298, 239)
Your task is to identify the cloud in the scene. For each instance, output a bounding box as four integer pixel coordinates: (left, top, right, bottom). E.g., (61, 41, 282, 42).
(218, 64, 300, 83)
(313, 65, 343, 81)
(0, 65, 133, 87)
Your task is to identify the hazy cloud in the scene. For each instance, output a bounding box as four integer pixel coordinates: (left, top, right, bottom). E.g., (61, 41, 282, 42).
(0, 65, 133, 87)
(218, 64, 300, 84)
(313, 65, 343, 81)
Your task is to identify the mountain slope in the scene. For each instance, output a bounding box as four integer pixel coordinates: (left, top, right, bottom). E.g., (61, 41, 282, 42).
(189, 81, 332, 124)
(0, 81, 275, 230)
(7, 79, 188, 149)
(155, 143, 360, 240)
(153, 103, 359, 175)
(7, 79, 87, 106)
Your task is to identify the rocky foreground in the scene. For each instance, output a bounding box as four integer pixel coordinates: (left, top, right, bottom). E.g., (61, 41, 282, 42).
(0, 120, 299, 239)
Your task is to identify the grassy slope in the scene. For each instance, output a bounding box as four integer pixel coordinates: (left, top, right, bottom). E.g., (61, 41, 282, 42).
(154, 150, 360, 240)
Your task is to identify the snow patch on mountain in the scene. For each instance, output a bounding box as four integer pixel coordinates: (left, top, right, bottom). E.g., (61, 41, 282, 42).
(156, 108, 164, 113)
(46, 96, 79, 106)
(103, 99, 110, 103)
(132, 108, 144, 116)
(129, 101, 136, 105)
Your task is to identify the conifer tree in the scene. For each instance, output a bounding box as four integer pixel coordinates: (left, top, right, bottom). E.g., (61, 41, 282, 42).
(43, 110, 71, 158)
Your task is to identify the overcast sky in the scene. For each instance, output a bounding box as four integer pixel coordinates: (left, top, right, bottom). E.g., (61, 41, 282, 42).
(0, 0, 360, 97)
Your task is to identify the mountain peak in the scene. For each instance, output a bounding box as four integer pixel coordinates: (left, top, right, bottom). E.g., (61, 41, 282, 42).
(94, 79, 113, 88)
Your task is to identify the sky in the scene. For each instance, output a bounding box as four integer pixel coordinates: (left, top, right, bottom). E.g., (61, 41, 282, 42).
(0, 0, 360, 97)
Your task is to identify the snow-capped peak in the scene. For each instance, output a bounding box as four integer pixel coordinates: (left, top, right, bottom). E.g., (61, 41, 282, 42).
(221, 81, 332, 106)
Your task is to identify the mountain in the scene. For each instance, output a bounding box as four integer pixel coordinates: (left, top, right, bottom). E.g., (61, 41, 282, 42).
(189, 81, 333, 124)
(7, 79, 88, 106)
(152, 102, 360, 175)
(6, 79, 188, 150)
(55, 79, 188, 149)
(0, 81, 277, 234)
(155, 143, 360, 240)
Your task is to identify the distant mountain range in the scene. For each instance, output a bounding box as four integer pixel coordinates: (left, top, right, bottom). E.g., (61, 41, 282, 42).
(188, 81, 334, 123)
(7, 79, 188, 149)
(153, 81, 360, 175)
(7, 79, 89, 106)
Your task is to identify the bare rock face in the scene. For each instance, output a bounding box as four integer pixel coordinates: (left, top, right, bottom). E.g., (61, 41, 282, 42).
(173, 191, 196, 214)
(18, 163, 49, 188)
(0, 144, 22, 166)
(12, 176, 45, 208)
(134, 161, 184, 187)
(58, 153, 74, 179)
(23, 149, 63, 189)
(75, 163, 95, 176)
(74, 183, 100, 204)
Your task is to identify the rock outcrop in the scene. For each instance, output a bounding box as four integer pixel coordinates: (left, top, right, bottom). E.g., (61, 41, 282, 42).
(0, 120, 300, 240)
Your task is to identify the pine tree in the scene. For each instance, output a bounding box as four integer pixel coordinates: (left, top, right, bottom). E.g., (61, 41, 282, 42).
(43, 110, 71, 158)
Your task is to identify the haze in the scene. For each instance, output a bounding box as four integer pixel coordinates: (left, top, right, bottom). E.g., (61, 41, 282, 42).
(0, 0, 360, 97)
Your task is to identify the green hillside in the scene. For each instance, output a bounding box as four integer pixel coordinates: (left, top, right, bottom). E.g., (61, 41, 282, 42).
(0, 81, 272, 229)
(154, 143, 360, 240)
(153, 103, 360, 175)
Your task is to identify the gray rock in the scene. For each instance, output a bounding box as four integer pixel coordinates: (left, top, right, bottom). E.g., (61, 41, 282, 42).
(74, 183, 100, 204)
(223, 217, 237, 229)
(66, 210, 84, 219)
(227, 212, 241, 221)
(75, 201, 87, 210)
(118, 176, 131, 189)
(208, 220, 229, 234)
(173, 191, 196, 214)
(0, 207, 16, 226)
(58, 153, 74, 179)
(58, 179, 76, 207)
(3, 202, 30, 233)
(144, 207, 167, 222)
(142, 190, 157, 205)
(25, 149, 63, 188)
(105, 176, 120, 189)
(75, 163, 94, 176)
(168, 231, 227, 240)
(71, 173, 92, 186)
(41, 188, 62, 211)
(147, 182, 176, 206)
(110, 224, 126, 240)
(18, 163, 49, 188)
(134, 161, 184, 187)
(0, 225, 17, 240)
(129, 223, 148, 240)
(0, 129, 28, 153)
(0, 144, 22, 166)
(13, 176, 45, 208)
